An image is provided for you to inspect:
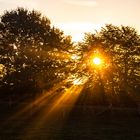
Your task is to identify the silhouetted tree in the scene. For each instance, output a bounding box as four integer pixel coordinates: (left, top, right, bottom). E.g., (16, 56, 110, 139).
(77, 24, 140, 104)
(99, 24, 140, 94)
(0, 8, 73, 93)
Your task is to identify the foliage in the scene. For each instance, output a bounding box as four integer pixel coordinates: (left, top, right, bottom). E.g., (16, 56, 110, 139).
(79, 24, 140, 99)
(0, 8, 73, 92)
(0, 8, 140, 106)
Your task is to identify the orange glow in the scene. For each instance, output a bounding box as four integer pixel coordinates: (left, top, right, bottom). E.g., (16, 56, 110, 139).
(73, 78, 83, 85)
(71, 54, 81, 60)
(72, 76, 88, 85)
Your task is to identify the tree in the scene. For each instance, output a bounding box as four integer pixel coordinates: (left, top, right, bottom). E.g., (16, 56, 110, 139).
(77, 24, 140, 104)
(0, 8, 73, 93)
(99, 25, 140, 93)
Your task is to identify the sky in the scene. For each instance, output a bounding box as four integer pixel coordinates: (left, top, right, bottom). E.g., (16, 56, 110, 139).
(0, 0, 140, 42)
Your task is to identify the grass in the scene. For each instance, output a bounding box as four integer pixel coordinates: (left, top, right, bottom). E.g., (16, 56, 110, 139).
(0, 104, 140, 140)
(0, 91, 140, 140)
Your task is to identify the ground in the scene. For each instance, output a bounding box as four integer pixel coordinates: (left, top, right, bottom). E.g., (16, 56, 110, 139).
(0, 93, 140, 140)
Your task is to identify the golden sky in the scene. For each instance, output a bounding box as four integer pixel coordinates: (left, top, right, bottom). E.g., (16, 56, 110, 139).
(0, 0, 140, 42)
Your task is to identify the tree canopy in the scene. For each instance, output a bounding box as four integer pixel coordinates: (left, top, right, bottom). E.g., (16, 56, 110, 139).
(0, 8, 73, 92)
(77, 24, 140, 101)
(0, 8, 140, 106)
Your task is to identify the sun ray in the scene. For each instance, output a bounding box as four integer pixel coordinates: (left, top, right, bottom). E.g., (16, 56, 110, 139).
(4, 79, 68, 123)
(21, 84, 84, 139)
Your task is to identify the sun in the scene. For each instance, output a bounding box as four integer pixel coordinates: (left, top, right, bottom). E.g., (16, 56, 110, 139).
(93, 57, 101, 65)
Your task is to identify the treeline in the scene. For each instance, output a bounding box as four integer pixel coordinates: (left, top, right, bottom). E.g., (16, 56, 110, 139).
(0, 8, 140, 106)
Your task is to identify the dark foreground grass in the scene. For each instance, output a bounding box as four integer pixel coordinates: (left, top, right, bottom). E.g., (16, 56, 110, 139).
(60, 107, 140, 140)
(0, 104, 140, 140)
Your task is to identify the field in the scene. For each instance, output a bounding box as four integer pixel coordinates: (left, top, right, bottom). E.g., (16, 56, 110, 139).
(0, 93, 140, 140)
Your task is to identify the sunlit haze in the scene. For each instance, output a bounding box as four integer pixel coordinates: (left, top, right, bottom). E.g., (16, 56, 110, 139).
(0, 0, 140, 41)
